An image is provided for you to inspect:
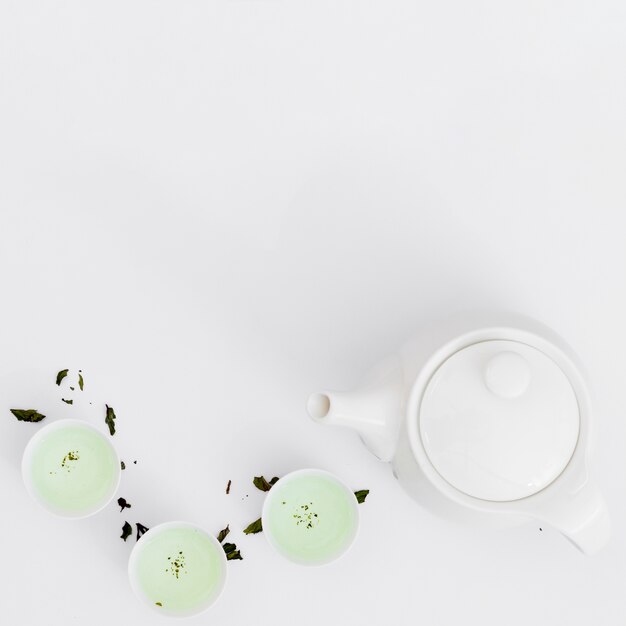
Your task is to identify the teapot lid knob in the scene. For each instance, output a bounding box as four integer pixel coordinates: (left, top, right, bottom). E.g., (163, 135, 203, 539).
(484, 351, 531, 399)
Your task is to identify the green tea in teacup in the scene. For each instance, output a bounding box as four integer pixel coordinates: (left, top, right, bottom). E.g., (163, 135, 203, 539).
(128, 522, 227, 617)
(22, 419, 120, 518)
(262, 469, 360, 566)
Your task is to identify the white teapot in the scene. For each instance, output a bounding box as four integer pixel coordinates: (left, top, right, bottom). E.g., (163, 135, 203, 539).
(307, 313, 610, 554)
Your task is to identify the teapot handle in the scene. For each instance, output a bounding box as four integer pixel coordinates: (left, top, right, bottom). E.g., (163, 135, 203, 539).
(531, 481, 610, 555)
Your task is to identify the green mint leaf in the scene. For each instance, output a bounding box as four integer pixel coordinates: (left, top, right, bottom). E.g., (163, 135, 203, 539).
(217, 525, 230, 543)
(56, 369, 69, 386)
(117, 497, 131, 512)
(10, 409, 46, 422)
(354, 489, 370, 504)
(105, 404, 116, 436)
(120, 521, 132, 541)
(136, 523, 149, 540)
(243, 517, 263, 535)
(78, 372, 84, 391)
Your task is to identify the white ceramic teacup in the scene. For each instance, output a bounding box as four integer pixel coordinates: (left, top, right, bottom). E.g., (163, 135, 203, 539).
(128, 521, 228, 618)
(261, 469, 360, 566)
(22, 418, 121, 519)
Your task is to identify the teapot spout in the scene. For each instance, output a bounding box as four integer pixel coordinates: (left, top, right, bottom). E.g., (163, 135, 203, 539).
(307, 360, 403, 462)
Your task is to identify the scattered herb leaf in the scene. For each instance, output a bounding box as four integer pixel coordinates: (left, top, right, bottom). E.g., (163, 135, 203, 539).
(78, 372, 84, 391)
(226, 479, 231, 495)
(222, 542, 243, 560)
(253, 476, 272, 491)
(120, 461, 126, 470)
(56, 369, 69, 386)
(105, 404, 116, 436)
(354, 489, 370, 504)
(155, 602, 162, 607)
(253, 476, 278, 492)
(118, 497, 131, 512)
(136, 523, 149, 541)
(10, 409, 46, 422)
(217, 525, 230, 543)
(243, 517, 263, 535)
(61, 398, 73, 405)
(133, 460, 137, 465)
(70, 387, 75, 391)
(120, 521, 132, 541)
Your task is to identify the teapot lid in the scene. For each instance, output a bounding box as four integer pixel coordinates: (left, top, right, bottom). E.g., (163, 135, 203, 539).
(419, 339, 580, 502)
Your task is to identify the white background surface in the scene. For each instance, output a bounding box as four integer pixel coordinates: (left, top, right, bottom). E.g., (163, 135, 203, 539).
(1, 1, 625, 625)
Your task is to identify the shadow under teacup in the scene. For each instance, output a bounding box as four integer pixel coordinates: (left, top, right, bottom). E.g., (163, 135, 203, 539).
(128, 521, 227, 618)
(261, 469, 360, 566)
(21, 419, 121, 519)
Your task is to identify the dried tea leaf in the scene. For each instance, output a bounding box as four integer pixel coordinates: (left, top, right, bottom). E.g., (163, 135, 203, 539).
(155, 602, 162, 607)
(226, 479, 231, 494)
(217, 525, 230, 543)
(222, 542, 243, 560)
(253, 475, 278, 492)
(10, 409, 46, 423)
(253, 476, 272, 491)
(61, 398, 73, 405)
(354, 489, 370, 504)
(120, 521, 132, 541)
(78, 372, 84, 391)
(120, 461, 126, 470)
(56, 369, 69, 386)
(243, 517, 263, 535)
(136, 523, 149, 540)
(118, 497, 131, 512)
(105, 404, 116, 436)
